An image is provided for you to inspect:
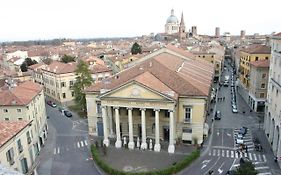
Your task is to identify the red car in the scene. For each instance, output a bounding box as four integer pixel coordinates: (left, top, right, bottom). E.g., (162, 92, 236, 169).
(47, 101, 57, 108)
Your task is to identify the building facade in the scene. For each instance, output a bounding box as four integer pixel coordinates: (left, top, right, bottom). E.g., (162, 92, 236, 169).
(165, 9, 179, 35)
(0, 121, 34, 174)
(249, 60, 269, 112)
(0, 81, 48, 174)
(85, 49, 213, 153)
(264, 32, 281, 167)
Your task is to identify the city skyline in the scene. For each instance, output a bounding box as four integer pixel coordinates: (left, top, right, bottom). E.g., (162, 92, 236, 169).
(0, 0, 280, 41)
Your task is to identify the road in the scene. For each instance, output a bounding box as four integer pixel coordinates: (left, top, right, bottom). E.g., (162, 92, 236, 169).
(37, 104, 102, 175)
(180, 60, 279, 175)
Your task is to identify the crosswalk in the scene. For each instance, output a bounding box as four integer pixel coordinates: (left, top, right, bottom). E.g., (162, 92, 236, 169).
(208, 148, 266, 162)
(53, 140, 88, 155)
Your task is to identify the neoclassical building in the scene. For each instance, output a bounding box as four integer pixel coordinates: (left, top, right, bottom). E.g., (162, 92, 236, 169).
(85, 48, 213, 153)
(264, 32, 281, 165)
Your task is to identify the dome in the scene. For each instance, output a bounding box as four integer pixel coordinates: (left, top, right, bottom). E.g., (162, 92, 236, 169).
(166, 9, 178, 24)
(166, 15, 178, 24)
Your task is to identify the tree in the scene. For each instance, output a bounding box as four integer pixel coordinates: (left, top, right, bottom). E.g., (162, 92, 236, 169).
(20, 62, 28, 72)
(20, 58, 38, 72)
(72, 60, 93, 110)
(234, 161, 257, 175)
(131, 42, 142, 55)
(61, 54, 75, 63)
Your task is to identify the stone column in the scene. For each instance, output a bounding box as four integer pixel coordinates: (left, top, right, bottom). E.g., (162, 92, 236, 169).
(140, 108, 147, 150)
(154, 109, 161, 152)
(168, 110, 175, 153)
(114, 107, 122, 148)
(128, 107, 135, 149)
(102, 106, 109, 147)
(108, 107, 114, 137)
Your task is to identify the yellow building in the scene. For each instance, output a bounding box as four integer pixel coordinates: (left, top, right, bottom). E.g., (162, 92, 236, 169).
(239, 44, 271, 89)
(0, 121, 35, 174)
(0, 81, 48, 174)
(85, 49, 213, 153)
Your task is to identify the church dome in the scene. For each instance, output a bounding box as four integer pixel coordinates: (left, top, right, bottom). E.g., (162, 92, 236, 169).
(166, 9, 178, 24)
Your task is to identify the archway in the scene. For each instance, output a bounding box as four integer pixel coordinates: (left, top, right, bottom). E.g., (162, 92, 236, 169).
(269, 118, 275, 145)
(273, 125, 280, 154)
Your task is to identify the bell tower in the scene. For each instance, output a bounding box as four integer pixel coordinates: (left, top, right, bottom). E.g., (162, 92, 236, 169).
(179, 12, 186, 40)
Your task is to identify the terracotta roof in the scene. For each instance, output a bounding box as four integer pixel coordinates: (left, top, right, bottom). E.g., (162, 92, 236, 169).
(273, 32, 281, 37)
(41, 61, 77, 74)
(85, 52, 213, 97)
(0, 81, 42, 106)
(89, 64, 111, 74)
(28, 63, 46, 70)
(166, 44, 195, 59)
(0, 121, 31, 147)
(250, 59, 270, 68)
(241, 44, 271, 54)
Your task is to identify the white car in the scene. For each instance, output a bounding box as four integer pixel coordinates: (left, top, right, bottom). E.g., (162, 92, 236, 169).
(236, 138, 244, 144)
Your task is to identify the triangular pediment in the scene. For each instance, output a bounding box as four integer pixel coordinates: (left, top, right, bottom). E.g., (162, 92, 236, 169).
(99, 81, 174, 101)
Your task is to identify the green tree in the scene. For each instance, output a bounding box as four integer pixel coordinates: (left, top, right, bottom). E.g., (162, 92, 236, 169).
(61, 54, 75, 63)
(131, 42, 142, 55)
(20, 58, 38, 72)
(234, 161, 257, 175)
(72, 60, 93, 110)
(20, 62, 28, 72)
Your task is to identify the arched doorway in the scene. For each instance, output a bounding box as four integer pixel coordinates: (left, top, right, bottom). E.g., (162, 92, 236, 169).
(273, 125, 280, 154)
(269, 118, 275, 145)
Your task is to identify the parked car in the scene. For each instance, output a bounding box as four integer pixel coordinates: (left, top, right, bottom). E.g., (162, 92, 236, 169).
(64, 110, 72, 117)
(47, 100, 56, 108)
(214, 110, 222, 120)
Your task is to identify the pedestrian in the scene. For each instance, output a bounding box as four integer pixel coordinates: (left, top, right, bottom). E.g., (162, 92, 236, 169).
(245, 146, 248, 153)
(274, 156, 278, 163)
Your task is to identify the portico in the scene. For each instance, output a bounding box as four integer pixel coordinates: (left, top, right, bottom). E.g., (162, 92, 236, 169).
(100, 98, 176, 153)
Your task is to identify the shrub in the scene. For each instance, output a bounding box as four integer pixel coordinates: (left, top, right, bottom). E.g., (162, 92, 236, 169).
(91, 144, 200, 175)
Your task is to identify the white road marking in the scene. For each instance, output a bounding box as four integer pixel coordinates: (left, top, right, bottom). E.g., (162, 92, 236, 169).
(229, 159, 236, 170)
(240, 153, 243, 158)
(222, 150, 225, 157)
(54, 148, 56, 155)
(213, 149, 216, 156)
(235, 152, 238, 158)
(226, 150, 229, 157)
(209, 151, 212, 156)
(231, 151, 234, 158)
(80, 141, 84, 147)
(257, 173, 272, 175)
(57, 147, 60, 154)
(77, 142, 80, 148)
(233, 164, 239, 167)
(249, 153, 253, 160)
(263, 155, 267, 162)
(201, 164, 207, 169)
(227, 133, 231, 136)
(255, 166, 270, 170)
(253, 154, 257, 161)
(84, 140, 88, 146)
(217, 149, 220, 156)
(202, 160, 211, 164)
(66, 147, 69, 151)
(258, 154, 262, 161)
(218, 168, 223, 174)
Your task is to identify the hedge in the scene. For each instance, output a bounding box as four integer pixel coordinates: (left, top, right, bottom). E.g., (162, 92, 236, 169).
(91, 144, 200, 175)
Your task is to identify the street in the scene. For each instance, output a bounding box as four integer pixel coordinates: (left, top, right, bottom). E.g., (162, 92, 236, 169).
(180, 60, 281, 175)
(37, 104, 102, 175)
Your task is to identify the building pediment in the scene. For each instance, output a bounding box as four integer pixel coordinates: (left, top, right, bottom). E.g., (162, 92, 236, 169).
(98, 81, 174, 102)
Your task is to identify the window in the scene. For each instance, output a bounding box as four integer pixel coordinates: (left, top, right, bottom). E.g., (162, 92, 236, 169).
(260, 93, 265, 98)
(255, 57, 258, 61)
(6, 148, 14, 165)
(17, 109, 21, 112)
(26, 131, 32, 144)
(61, 82, 66, 87)
(203, 55, 205, 58)
(17, 139, 23, 153)
(184, 107, 192, 123)
(62, 93, 66, 99)
(97, 101, 102, 114)
(18, 118, 23, 121)
(71, 91, 75, 97)
(182, 128, 192, 133)
(265, 57, 269, 60)
(20, 158, 28, 174)
(164, 110, 169, 118)
(69, 81, 74, 87)
(261, 83, 266, 89)
(5, 118, 9, 121)
(3, 109, 8, 113)
(262, 73, 267, 79)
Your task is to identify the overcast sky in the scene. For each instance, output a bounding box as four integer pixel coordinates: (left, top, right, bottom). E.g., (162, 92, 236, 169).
(0, 0, 280, 41)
